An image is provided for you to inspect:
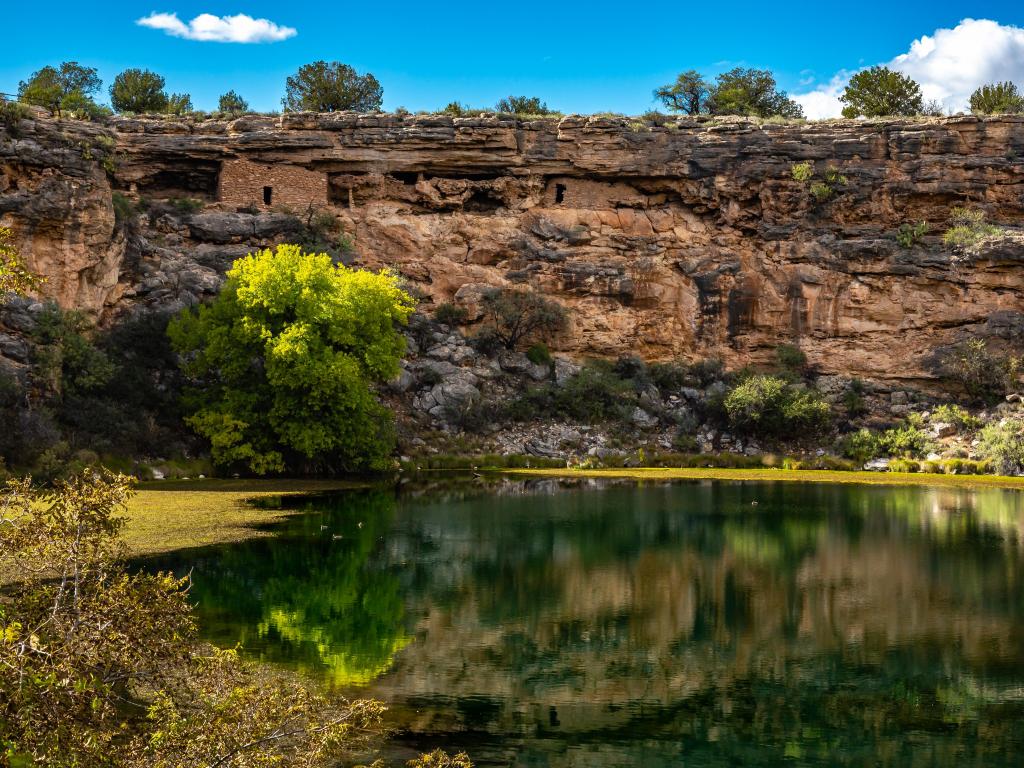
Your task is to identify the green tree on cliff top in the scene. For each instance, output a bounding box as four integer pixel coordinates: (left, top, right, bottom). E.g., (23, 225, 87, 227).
(110, 68, 169, 114)
(970, 82, 1024, 114)
(655, 67, 803, 118)
(168, 244, 414, 474)
(840, 66, 923, 117)
(282, 61, 383, 112)
(18, 61, 102, 117)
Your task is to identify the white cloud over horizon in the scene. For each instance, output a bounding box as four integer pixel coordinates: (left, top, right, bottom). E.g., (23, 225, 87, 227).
(136, 12, 296, 43)
(794, 19, 1024, 119)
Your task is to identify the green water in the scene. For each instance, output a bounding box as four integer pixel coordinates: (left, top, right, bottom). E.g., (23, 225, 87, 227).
(147, 477, 1024, 766)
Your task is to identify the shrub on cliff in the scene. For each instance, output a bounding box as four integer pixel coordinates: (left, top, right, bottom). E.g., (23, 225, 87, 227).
(18, 61, 103, 118)
(495, 96, 555, 115)
(840, 67, 923, 117)
(218, 89, 249, 115)
(110, 68, 169, 113)
(978, 417, 1024, 475)
(479, 287, 568, 350)
(970, 82, 1024, 114)
(942, 207, 1002, 249)
(168, 244, 414, 474)
(282, 61, 383, 112)
(724, 374, 830, 438)
(939, 338, 1019, 404)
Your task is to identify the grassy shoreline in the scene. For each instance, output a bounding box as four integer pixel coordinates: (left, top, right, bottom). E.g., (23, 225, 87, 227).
(503, 466, 1024, 490)
(125, 479, 367, 556)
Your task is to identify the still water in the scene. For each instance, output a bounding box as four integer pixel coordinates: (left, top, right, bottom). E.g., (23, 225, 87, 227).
(148, 477, 1024, 766)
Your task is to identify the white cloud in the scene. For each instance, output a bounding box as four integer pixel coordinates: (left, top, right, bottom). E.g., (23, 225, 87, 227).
(794, 18, 1024, 118)
(137, 12, 296, 43)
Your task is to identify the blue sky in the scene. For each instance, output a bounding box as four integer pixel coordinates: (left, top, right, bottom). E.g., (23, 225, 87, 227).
(3, 2, 1023, 116)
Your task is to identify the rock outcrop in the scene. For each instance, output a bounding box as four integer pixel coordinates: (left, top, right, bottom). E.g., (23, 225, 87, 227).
(2, 110, 1024, 384)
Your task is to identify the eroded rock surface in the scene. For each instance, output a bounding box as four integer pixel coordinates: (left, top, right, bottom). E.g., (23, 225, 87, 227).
(2, 111, 1024, 384)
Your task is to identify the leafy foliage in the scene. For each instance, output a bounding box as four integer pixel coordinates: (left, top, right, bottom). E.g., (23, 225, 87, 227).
(218, 89, 249, 114)
(434, 302, 468, 326)
(512, 360, 636, 423)
(791, 162, 814, 182)
(17, 61, 102, 117)
(723, 375, 830, 438)
(930, 403, 981, 431)
(0, 470, 408, 767)
(653, 70, 710, 115)
(479, 288, 568, 350)
(840, 66, 923, 117)
(282, 61, 383, 112)
(942, 207, 1001, 248)
(969, 81, 1024, 114)
(168, 244, 414, 474)
(939, 338, 1019, 404)
(705, 68, 804, 118)
(839, 428, 881, 464)
(0, 227, 44, 297)
(164, 92, 193, 116)
(495, 95, 554, 115)
(896, 221, 929, 247)
(110, 68, 169, 114)
(880, 424, 931, 458)
(978, 417, 1024, 476)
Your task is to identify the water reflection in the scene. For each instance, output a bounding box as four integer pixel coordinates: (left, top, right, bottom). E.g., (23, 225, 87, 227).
(149, 478, 1024, 766)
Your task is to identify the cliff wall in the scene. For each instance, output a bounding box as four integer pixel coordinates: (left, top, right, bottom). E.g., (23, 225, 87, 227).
(2, 110, 1023, 384)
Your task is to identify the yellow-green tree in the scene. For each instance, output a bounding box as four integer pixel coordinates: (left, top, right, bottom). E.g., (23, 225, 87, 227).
(0, 227, 43, 297)
(168, 245, 414, 474)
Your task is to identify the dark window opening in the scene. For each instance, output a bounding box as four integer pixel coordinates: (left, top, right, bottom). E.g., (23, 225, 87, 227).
(465, 189, 503, 212)
(390, 171, 420, 185)
(263, 186, 273, 205)
(555, 183, 566, 204)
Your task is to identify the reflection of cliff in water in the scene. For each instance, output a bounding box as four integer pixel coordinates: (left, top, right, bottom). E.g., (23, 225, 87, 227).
(148, 479, 1024, 765)
(369, 481, 1024, 765)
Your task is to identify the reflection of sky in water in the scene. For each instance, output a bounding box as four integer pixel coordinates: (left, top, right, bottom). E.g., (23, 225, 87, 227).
(148, 479, 1024, 766)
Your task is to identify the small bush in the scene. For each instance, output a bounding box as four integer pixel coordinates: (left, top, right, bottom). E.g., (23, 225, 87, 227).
(843, 379, 868, 417)
(724, 375, 830, 438)
(791, 162, 814, 182)
(880, 425, 931, 458)
(823, 167, 847, 186)
(510, 360, 634, 423)
(434, 302, 468, 326)
(0, 100, 31, 136)
(809, 182, 834, 202)
(169, 197, 204, 214)
(526, 342, 552, 366)
(977, 417, 1024, 476)
(111, 192, 136, 223)
(942, 207, 1001, 248)
(839, 428, 881, 464)
(649, 360, 688, 391)
(775, 343, 807, 375)
(896, 221, 929, 248)
(939, 339, 1018, 404)
(689, 358, 724, 387)
(930, 403, 981, 431)
(889, 458, 920, 473)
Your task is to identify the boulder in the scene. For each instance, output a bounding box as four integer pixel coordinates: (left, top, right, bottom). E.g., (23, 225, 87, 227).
(631, 407, 659, 429)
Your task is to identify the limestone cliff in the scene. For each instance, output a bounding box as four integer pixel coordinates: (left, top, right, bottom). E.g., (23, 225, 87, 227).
(2, 110, 1023, 384)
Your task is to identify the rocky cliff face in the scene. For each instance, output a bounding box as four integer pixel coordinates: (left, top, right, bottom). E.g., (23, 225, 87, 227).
(2, 110, 1023, 384)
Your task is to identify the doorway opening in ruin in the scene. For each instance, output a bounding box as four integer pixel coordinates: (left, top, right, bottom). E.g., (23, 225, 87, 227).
(555, 184, 566, 204)
(263, 186, 273, 205)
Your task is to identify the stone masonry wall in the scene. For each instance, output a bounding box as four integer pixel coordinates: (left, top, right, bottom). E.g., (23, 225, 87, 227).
(218, 158, 328, 211)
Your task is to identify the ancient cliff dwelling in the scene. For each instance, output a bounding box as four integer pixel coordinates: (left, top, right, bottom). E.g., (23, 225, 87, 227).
(3, 111, 1024, 384)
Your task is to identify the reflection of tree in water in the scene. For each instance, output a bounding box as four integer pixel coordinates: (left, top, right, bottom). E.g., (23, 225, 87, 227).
(373, 481, 1024, 765)
(185, 489, 408, 686)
